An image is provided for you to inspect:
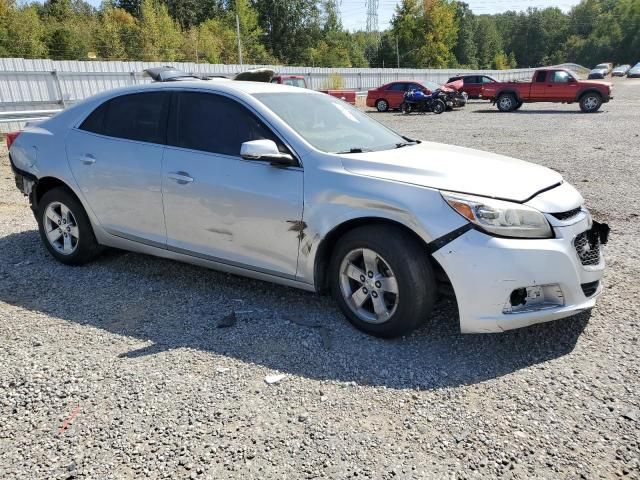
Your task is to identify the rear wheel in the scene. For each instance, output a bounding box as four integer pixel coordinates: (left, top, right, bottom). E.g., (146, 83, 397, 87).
(329, 225, 436, 338)
(580, 93, 602, 113)
(376, 99, 389, 112)
(513, 101, 523, 111)
(37, 187, 102, 265)
(497, 93, 516, 112)
(431, 100, 446, 114)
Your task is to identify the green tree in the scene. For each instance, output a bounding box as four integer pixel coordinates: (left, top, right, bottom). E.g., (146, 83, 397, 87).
(94, 6, 139, 59)
(137, 0, 182, 61)
(453, 1, 477, 67)
(474, 15, 502, 68)
(0, 1, 48, 58)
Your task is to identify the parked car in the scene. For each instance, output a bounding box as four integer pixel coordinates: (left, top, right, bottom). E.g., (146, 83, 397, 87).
(446, 74, 497, 99)
(366, 80, 459, 112)
(481, 68, 613, 113)
(612, 64, 631, 77)
(271, 74, 357, 105)
(595, 63, 613, 74)
(588, 67, 609, 79)
(7, 80, 609, 337)
(627, 63, 640, 78)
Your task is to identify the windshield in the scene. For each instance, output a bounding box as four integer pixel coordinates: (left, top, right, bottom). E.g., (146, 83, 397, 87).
(423, 81, 440, 91)
(254, 92, 407, 154)
(595, 64, 608, 69)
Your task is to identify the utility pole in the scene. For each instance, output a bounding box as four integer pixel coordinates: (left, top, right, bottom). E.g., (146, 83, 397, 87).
(396, 36, 400, 68)
(236, 14, 243, 66)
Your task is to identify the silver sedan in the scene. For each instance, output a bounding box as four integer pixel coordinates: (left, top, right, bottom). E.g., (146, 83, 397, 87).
(8, 80, 607, 337)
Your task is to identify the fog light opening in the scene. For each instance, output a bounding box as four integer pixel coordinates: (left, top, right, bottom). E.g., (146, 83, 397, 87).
(504, 284, 565, 314)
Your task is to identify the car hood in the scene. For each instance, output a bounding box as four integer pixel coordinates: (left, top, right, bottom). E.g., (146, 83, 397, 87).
(339, 141, 563, 203)
(581, 79, 612, 87)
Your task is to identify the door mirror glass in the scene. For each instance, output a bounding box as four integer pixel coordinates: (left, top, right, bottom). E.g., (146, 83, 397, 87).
(240, 140, 295, 167)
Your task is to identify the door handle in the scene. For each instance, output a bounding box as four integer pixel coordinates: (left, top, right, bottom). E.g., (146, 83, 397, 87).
(80, 154, 96, 165)
(167, 171, 194, 184)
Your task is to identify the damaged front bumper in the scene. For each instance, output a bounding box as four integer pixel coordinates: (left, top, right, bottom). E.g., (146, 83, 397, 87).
(432, 211, 608, 333)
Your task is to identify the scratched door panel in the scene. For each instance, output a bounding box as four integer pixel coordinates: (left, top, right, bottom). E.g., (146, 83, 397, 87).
(162, 146, 303, 278)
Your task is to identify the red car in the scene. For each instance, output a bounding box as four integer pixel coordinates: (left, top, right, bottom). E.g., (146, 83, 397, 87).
(366, 81, 442, 112)
(446, 74, 497, 99)
(481, 68, 613, 113)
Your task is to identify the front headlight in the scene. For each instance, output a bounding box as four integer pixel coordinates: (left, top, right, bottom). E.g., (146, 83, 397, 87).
(441, 191, 553, 239)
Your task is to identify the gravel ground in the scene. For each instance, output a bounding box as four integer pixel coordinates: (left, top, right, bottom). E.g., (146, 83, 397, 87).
(1, 78, 638, 480)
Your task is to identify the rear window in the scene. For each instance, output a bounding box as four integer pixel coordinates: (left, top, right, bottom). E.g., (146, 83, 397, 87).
(80, 92, 169, 144)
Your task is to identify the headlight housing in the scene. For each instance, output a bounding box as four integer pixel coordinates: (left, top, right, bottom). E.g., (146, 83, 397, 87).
(441, 191, 553, 239)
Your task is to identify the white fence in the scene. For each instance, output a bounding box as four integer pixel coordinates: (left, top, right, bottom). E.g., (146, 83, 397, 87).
(0, 57, 561, 132)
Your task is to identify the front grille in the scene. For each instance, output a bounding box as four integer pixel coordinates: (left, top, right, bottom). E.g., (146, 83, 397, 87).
(574, 231, 601, 266)
(581, 281, 600, 297)
(551, 207, 582, 221)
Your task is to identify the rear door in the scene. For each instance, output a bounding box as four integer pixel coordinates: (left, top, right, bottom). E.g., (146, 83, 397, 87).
(530, 71, 547, 100)
(463, 76, 481, 97)
(384, 83, 407, 109)
(161, 90, 303, 278)
(66, 91, 169, 246)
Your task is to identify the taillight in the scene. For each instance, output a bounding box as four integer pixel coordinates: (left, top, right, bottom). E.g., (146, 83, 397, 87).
(6, 131, 21, 149)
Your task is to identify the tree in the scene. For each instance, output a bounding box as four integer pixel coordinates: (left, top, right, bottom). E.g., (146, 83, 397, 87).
(474, 15, 502, 68)
(253, 0, 322, 64)
(94, 6, 139, 59)
(453, 2, 477, 68)
(0, 1, 48, 58)
(137, 0, 182, 61)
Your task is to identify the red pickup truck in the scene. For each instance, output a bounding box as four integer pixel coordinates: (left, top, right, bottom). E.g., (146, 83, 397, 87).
(481, 68, 612, 113)
(271, 75, 356, 105)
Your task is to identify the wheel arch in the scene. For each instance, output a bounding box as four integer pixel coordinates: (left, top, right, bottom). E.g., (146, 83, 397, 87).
(33, 176, 80, 210)
(313, 216, 451, 295)
(497, 89, 520, 102)
(577, 88, 603, 101)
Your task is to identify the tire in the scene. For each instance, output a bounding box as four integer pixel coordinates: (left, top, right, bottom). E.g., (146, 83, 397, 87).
(400, 102, 412, 114)
(376, 99, 389, 112)
(37, 187, 102, 265)
(329, 225, 436, 338)
(580, 93, 602, 113)
(497, 93, 516, 112)
(432, 100, 446, 114)
(513, 101, 523, 111)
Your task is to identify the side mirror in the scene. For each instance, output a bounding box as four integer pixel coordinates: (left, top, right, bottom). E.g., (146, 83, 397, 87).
(240, 139, 296, 167)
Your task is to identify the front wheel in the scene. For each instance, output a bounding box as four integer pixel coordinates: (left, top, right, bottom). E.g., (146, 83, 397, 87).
(37, 187, 102, 265)
(431, 99, 446, 114)
(580, 93, 602, 113)
(329, 225, 436, 338)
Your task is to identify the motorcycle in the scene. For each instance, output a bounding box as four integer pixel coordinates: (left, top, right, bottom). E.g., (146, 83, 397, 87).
(400, 89, 446, 115)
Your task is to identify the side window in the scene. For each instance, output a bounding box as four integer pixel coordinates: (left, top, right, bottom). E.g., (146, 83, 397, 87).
(551, 71, 571, 83)
(170, 92, 285, 157)
(79, 102, 108, 134)
(481, 76, 494, 84)
(409, 83, 423, 91)
(535, 71, 547, 83)
(464, 76, 478, 84)
(88, 92, 169, 143)
(388, 83, 406, 91)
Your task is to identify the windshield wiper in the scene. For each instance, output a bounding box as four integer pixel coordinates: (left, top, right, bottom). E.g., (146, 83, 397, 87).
(395, 142, 414, 149)
(336, 147, 372, 154)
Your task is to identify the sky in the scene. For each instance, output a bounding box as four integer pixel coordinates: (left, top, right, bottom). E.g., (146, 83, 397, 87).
(33, 0, 581, 32)
(339, 0, 580, 31)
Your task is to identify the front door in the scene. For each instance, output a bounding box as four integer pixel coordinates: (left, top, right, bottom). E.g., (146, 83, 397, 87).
(161, 91, 303, 278)
(385, 83, 407, 109)
(66, 91, 170, 246)
(544, 70, 578, 100)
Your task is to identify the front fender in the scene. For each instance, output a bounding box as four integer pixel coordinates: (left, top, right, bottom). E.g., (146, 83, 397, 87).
(297, 168, 467, 285)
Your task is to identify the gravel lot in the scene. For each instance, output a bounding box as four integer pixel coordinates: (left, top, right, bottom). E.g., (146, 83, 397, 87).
(1, 78, 639, 480)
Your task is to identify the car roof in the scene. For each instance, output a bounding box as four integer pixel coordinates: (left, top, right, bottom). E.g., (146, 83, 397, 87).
(109, 79, 318, 96)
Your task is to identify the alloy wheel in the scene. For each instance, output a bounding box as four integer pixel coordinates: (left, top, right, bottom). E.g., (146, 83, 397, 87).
(499, 96, 513, 110)
(583, 96, 598, 111)
(338, 248, 399, 324)
(43, 201, 79, 255)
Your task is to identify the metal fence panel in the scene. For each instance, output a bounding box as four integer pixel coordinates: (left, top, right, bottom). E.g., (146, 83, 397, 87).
(0, 57, 550, 132)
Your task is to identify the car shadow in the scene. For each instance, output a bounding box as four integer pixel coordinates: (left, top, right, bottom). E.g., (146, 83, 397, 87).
(471, 109, 603, 115)
(0, 230, 590, 391)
